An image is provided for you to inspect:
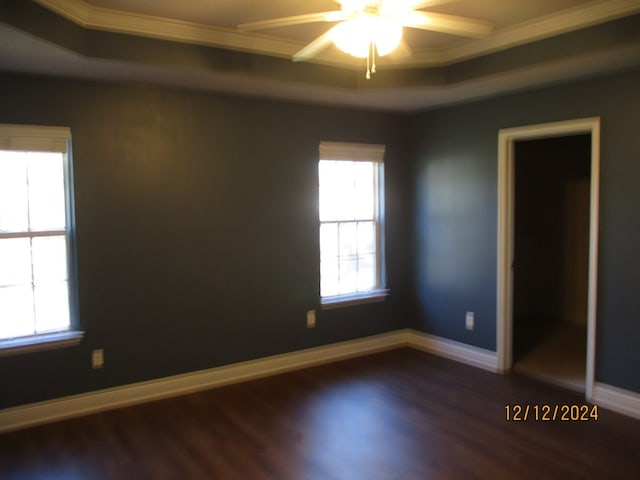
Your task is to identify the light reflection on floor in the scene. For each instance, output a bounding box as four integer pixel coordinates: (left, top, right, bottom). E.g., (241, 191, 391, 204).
(299, 378, 415, 480)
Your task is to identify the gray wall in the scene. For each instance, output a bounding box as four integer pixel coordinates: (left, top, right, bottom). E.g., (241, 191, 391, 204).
(2, 65, 640, 410)
(0, 73, 412, 409)
(410, 68, 640, 393)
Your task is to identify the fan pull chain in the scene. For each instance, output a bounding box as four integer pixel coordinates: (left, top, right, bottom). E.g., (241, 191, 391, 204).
(366, 41, 377, 80)
(371, 41, 377, 74)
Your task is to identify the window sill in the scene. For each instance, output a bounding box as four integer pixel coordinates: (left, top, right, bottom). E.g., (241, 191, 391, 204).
(320, 290, 389, 310)
(0, 331, 84, 357)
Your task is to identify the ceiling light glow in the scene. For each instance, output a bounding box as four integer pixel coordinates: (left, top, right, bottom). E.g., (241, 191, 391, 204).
(331, 16, 403, 58)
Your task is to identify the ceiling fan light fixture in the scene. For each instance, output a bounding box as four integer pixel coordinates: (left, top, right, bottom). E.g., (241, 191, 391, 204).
(331, 17, 403, 58)
(374, 20, 404, 56)
(238, 0, 494, 79)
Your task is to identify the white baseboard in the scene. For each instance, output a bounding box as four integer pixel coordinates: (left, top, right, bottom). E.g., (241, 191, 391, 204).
(593, 382, 640, 420)
(406, 330, 499, 372)
(0, 330, 406, 434)
(3, 330, 638, 434)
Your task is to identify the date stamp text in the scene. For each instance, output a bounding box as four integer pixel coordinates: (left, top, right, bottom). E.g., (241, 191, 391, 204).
(505, 404, 599, 421)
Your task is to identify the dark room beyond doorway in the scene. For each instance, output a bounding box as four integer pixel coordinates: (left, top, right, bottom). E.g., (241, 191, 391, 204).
(512, 134, 591, 392)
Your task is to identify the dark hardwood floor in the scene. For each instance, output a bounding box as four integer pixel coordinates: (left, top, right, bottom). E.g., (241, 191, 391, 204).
(1, 348, 639, 479)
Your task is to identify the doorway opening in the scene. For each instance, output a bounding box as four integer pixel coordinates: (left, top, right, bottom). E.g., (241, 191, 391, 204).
(512, 135, 591, 392)
(497, 118, 600, 400)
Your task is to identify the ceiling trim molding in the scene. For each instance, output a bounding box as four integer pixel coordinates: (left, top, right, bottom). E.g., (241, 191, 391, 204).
(33, 0, 352, 67)
(436, 0, 640, 64)
(34, 0, 91, 25)
(34, 0, 640, 69)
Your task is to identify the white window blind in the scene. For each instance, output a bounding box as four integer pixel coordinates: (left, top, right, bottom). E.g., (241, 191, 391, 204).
(319, 141, 385, 163)
(0, 125, 70, 153)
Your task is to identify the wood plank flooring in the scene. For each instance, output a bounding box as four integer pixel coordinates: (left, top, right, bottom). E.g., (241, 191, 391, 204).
(1, 348, 639, 479)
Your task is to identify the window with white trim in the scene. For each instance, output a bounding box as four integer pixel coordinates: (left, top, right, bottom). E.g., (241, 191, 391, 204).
(0, 125, 80, 351)
(318, 141, 386, 305)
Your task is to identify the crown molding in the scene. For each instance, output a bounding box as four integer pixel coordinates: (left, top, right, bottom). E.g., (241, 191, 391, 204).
(34, 0, 640, 69)
(398, 0, 640, 66)
(33, 0, 353, 68)
(440, 0, 640, 64)
(34, 0, 91, 25)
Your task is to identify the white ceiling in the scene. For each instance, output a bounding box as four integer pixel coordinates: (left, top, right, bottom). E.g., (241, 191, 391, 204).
(81, 0, 592, 41)
(35, 0, 640, 67)
(2, 0, 640, 111)
(82, 0, 593, 51)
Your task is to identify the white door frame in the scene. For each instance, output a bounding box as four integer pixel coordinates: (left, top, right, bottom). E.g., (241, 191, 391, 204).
(496, 117, 600, 401)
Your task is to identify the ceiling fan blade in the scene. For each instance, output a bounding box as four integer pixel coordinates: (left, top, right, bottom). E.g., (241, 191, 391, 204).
(411, 0, 458, 10)
(405, 11, 493, 38)
(292, 26, 339, 62)
(238, 11, 344, 31)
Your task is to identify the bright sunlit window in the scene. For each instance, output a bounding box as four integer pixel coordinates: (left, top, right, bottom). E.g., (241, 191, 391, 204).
(0, 125, 80, 350)
(318, 141, 387, 305)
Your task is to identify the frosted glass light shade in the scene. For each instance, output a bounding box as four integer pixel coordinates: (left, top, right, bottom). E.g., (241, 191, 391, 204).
(331, 17, 403, 58)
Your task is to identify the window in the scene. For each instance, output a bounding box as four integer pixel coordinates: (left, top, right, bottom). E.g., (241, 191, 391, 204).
(0, 125, 81, 354)
(318, 141, 387, 306)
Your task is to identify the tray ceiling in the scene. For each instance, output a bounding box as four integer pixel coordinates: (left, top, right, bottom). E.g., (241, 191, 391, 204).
(1, 0, 639, 111)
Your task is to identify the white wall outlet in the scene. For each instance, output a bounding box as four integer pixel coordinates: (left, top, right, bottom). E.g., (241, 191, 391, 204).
(306, 309, 316, 328)
(92, 348, 104, 369)
(465, 311, 475, 331)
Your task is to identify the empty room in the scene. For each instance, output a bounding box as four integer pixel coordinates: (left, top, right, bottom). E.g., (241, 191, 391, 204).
(1, 1, 640, 478)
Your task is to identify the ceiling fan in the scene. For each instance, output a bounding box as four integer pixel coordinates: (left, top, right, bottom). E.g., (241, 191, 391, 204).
(238, 0, 494, 78)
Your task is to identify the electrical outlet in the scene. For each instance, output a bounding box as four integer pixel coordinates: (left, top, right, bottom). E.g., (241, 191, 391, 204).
(92, 348, 104, 369)
(306, 309, 316, 328)
(465, 311, 475, 331)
